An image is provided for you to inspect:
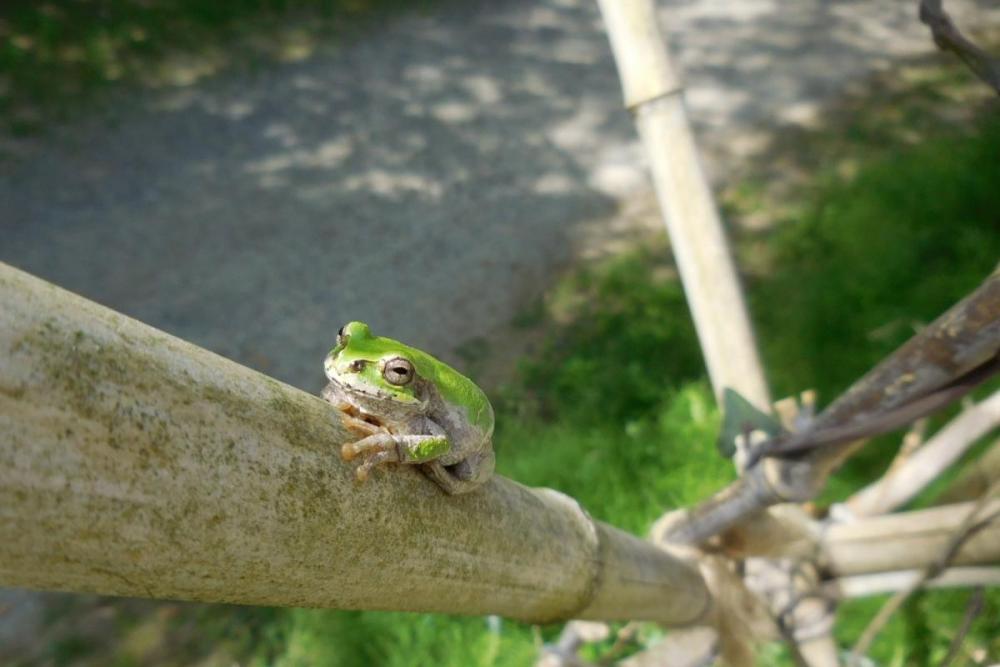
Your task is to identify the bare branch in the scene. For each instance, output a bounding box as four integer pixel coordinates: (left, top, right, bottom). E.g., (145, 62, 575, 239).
(825, 500, 1000, 576)
(596, 0, 771, 410)
(938, 587, 984, 667)
(920, 0, 1000, 94)
(618, 627, 718, 667)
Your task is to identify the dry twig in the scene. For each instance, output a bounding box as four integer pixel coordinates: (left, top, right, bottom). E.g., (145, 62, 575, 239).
(938, 587, 985, 667)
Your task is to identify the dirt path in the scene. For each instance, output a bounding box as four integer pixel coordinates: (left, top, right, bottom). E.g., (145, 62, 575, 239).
(4, 0, 994, 393)
(1, 0, 997, 656)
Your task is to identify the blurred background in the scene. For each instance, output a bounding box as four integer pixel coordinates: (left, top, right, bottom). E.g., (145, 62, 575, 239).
(1, 0, 999, 664)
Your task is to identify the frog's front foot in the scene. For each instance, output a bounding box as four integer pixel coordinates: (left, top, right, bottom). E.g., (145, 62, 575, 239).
(341, 434, 401, 481)
(341, 434, 451, 482)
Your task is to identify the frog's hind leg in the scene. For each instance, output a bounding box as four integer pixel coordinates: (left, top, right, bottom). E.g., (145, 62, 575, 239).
(422, 449, 495, 495)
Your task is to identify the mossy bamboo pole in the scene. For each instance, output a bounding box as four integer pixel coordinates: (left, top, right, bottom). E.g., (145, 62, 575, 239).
(596, 0, 770, 411)
(0, 262, 710, 626)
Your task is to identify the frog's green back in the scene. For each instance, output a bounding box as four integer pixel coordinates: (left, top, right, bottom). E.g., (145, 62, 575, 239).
(402, 343, 494, 432)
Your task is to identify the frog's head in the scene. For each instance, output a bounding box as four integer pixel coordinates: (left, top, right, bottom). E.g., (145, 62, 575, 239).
(324, 321, 422, 405)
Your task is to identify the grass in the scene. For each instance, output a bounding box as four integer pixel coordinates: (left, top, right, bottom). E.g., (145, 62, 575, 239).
(0, 0, 436, 133)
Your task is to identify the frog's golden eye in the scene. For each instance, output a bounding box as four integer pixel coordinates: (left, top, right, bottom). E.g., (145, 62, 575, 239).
(381, 357, 415, 386)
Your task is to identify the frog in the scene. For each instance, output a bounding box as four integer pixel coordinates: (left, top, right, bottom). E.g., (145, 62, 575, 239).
(321, 321, 495, 495)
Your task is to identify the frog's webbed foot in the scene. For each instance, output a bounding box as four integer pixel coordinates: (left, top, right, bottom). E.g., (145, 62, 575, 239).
(341, 434, 451, 483)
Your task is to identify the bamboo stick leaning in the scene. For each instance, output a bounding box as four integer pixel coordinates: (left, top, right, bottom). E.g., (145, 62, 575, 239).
(595, 0, 770, 412)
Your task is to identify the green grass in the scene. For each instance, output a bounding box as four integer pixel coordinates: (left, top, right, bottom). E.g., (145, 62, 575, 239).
(0, 0, 435, 132)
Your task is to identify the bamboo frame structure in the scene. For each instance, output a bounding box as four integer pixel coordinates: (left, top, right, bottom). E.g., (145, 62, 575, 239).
(665, 267, 1000, 548)
(0, 262, 710, 626)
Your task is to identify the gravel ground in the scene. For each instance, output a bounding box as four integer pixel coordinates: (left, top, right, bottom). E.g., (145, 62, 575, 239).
(0, 0, 997, 657)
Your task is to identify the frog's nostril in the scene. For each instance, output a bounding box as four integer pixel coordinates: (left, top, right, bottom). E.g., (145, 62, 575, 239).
(350, 360, 366, 372)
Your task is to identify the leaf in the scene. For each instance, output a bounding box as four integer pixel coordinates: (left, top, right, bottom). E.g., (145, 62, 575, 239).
(717, 388, 782, 458)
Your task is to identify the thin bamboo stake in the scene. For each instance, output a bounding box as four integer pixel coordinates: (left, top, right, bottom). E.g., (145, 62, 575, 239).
(824, 500, 1000, 576)
(828, 567, 1000, 598)
(596, 0, 770, 411)
(0, 262, 710, 626)
(846, 391, 1000, 516)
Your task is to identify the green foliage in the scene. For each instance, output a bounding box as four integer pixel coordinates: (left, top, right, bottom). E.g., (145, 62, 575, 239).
(754, 113, 1000, 400)
(836, 590, 1000, 666)
(753, 113, 1000, 502)
(515, 250, 704, 425)
(263, 610, 536, 667)
(499, 382, 734, 533)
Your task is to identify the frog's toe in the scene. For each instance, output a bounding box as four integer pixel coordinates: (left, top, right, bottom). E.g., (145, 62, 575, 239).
(341, 433, 394, 461)
(354, 450, 398, 482)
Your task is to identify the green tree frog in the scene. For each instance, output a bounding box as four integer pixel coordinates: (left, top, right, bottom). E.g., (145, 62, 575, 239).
(321, 321, 495, 494)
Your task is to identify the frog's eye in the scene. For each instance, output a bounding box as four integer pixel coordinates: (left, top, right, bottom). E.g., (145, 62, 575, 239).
(381, 357, 415, 386)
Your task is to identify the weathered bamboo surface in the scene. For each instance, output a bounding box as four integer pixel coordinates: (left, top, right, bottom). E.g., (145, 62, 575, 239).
(0, 262, 709, 626)
(824, 500, 1000, 576)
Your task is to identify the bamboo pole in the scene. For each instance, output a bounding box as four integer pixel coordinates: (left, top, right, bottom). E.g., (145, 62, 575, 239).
(828, 566, 1000, 598)
(823, 500, 1000, 576)
(846, 391, 1000, 516)
(0, 262, 710, 626)
(596, 0, 770, 411)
